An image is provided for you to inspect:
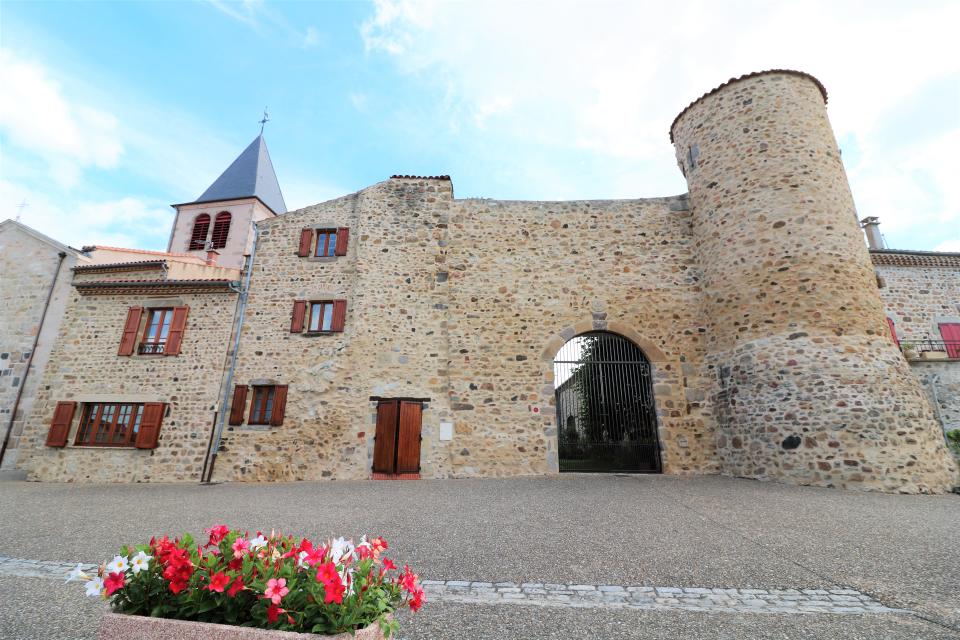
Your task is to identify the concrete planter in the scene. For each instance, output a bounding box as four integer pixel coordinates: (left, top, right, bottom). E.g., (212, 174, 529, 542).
(98, 613, 387, 640)
(921, 350, 949, 360)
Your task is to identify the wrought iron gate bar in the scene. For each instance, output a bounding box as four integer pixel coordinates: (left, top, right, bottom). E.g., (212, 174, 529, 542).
(554, 331, 661, 473)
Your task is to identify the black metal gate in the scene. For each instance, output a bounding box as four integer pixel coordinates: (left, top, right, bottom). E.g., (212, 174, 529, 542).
(554, 332, 661, 473)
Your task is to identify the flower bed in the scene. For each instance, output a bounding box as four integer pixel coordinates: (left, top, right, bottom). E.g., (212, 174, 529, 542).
(67, 526, 423, 637)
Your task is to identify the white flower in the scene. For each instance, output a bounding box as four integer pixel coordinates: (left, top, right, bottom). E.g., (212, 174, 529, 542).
(130, 551, 152, 574)
(105, 555, 129, 574)
(84, 576, 104, 597)
(330, 537, 354, 564)
(297, 550, 309, 568)
(249, 535, 268, 551)
(65, 563, 90, 583)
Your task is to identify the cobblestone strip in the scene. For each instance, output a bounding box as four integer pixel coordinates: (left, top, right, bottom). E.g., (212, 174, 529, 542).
(420, 581, 905, 615)
(0, 556, 902, 616)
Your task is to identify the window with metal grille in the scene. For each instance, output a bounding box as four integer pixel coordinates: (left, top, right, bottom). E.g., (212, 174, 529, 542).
(308, 301, 335, 332)
(314, 229, 338, 257)
(249, 386, 276, 425)
(140, 308, 172, 354)
(210, 212, 231, 249)
(189, 214, 210, 250)
(75, 403, 144, 447)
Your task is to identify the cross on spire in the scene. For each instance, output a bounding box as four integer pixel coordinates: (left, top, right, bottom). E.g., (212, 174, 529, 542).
(259, 108, 269, 135)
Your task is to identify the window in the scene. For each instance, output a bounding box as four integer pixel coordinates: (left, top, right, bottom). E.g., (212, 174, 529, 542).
(297, 227, 349, 257)
(315, 230, 338, 257)
(140, 308, 172, 354)
(309, 301, 335, 332)
(290, 299, 346, 333)
(210, 212, 231, 249)
(189, 214, 211, 250)
(940, 323, 960, 358)
(75, 403, 144, 446)
(249, 386, 276, 425)
(230, 384, 287, 426)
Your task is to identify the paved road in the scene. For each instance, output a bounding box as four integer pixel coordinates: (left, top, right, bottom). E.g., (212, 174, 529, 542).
(0, 474, 957, 638)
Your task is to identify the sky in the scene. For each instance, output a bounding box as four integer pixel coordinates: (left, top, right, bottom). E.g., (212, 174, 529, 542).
(1, 0, 958, 252)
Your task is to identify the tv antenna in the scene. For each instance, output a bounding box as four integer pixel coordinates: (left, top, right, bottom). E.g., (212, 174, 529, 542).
(15, 199, 28, 222)
(259, 108, 269, 135)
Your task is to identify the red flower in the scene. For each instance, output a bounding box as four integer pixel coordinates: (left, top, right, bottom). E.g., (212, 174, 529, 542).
(104, 572, 125, 595)
(381, 558, 396, 572)
(266, 603, 284, 624)
(227, 577, 245, 597)
(409, 586, 425, 612)
(371, 536, 388, 554)
(169, 579, 188, 594)
(399, 565, 419, 593)
(206, 571, 231, 593)
(205, 524, 230, 546)
(228, 557, 244, 571)
(316, 562, 338, 584)
(357, 545, 373, 560)
(315, 562, 345, 604)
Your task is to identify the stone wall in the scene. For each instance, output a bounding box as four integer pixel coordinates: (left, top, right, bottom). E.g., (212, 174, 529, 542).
(0, 223, 80, 471)
(671, 71, 957, 493)
(213, 181, 718, 482)
(16, 284, 238, 482)
(875, 259, 960, 347)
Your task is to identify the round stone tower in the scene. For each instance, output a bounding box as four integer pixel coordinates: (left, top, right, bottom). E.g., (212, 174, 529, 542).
(670, 70, 957, 493)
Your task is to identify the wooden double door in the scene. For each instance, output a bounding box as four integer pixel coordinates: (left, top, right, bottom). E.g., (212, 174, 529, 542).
(373, 400, 423, 474)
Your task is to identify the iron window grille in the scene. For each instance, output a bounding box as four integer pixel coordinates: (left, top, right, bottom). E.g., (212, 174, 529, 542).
(140, 308, 172, 354)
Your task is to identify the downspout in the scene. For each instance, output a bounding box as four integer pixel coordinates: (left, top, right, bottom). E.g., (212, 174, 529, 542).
(0, 251, 67, 467)
(202, 224, 258, 483)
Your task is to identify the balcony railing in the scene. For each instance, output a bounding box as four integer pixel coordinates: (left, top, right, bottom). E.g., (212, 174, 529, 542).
(138, 342, 166, 355)
(901, 340, 960, 360)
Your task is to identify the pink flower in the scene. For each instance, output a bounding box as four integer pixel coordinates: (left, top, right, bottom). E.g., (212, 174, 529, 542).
(264, 578, 289, 605)
(316, 562, 345, 604)
(232, 537, 250, 559)
(104, 572, 125, 596)
(206, 571, 231, 593)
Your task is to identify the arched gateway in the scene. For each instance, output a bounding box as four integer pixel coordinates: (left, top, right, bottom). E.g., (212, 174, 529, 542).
(553, 332, 661, 473)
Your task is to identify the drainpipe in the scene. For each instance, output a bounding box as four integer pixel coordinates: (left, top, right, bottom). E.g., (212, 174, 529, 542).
(0, 251, 67, 468)
(202, 224, 258, 483)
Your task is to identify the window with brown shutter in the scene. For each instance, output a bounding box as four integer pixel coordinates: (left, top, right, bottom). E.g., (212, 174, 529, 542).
(297, 228, 313, 256)
(119, 307, 144, 356)
(314, 229, 338, 257)
(164, 306, 189, 355)
(271, 385, 288, 426)
(45, 401, 77, 447)
(331, 300, 347, 332)
(229, 385, 248, 425)
(75, 403, 144, 447)
(249, 386, 276, 425)
(291, 300, 307, 333)
(297, 228, 349, 258)
(308, 301, 335, 332)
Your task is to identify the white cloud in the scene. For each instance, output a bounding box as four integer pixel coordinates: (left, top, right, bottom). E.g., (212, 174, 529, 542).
(934, 239, 960, 253)
(0, 49, 123, 186)
(361, 1, 960, 247)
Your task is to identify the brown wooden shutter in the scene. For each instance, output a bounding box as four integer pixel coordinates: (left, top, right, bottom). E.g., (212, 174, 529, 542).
(45, 401, 77, 447)
(135, 403, 165, 449)
(291, 300, 307, 333)
(297, 229, 313, 256)
(331, 300, 347, 332)
(118, 307, 143, 356)
(373, 400, 399, 473)
(396, 401, 423, 473)
(164, 306, 189, 356)
(228, 385, 248, 425)
(335, 227, 349, 256)
(270, 385, 288, 426)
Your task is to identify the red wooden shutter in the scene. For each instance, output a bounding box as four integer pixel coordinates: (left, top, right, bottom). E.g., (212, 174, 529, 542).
(335, 227, 349, 256)
(886, 317, 899, 347)
(396, 401, 423, 473)
(270, 385, 288, 426)
(373, 400, 399, 473)
(165, 306, 189, 356)
(291, 300, 307, 333)
(135, 403, 165, 449)
(939, 323, 960, 358)
(118, 307, 143, 356)
(297, 229, 313, 257)
(229, 385, 248, 425)
(331, 300, 347, 332)
(45, 401, 76, 447)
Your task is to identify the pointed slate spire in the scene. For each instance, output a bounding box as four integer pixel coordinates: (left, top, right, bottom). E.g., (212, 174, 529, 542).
(194, 135, 287, 214)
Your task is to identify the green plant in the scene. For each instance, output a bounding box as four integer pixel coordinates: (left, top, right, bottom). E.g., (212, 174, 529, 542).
(946, 429, 960, 455)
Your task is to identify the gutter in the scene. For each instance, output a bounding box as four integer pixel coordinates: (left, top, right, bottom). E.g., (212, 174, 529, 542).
(202, 224, 259, 483)
(0, 252, 66, 468)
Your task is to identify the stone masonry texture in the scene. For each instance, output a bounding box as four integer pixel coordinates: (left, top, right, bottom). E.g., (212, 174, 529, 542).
(13, 70, 960, 492)
(671, 71, 957, 493)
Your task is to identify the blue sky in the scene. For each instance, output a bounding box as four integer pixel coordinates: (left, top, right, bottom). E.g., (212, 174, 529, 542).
(1, 0, 958, 252)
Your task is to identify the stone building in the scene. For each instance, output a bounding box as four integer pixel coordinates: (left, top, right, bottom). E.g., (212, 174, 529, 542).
(8, 69, 959, 492)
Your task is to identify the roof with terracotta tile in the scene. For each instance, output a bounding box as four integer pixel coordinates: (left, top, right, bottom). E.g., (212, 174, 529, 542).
(390, 175, 451, 180)
(870, 249, 960, 268)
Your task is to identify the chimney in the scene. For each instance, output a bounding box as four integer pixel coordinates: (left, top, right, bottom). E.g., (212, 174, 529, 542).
(859, 217, 885, 250)
(205, 250, 220, 266)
